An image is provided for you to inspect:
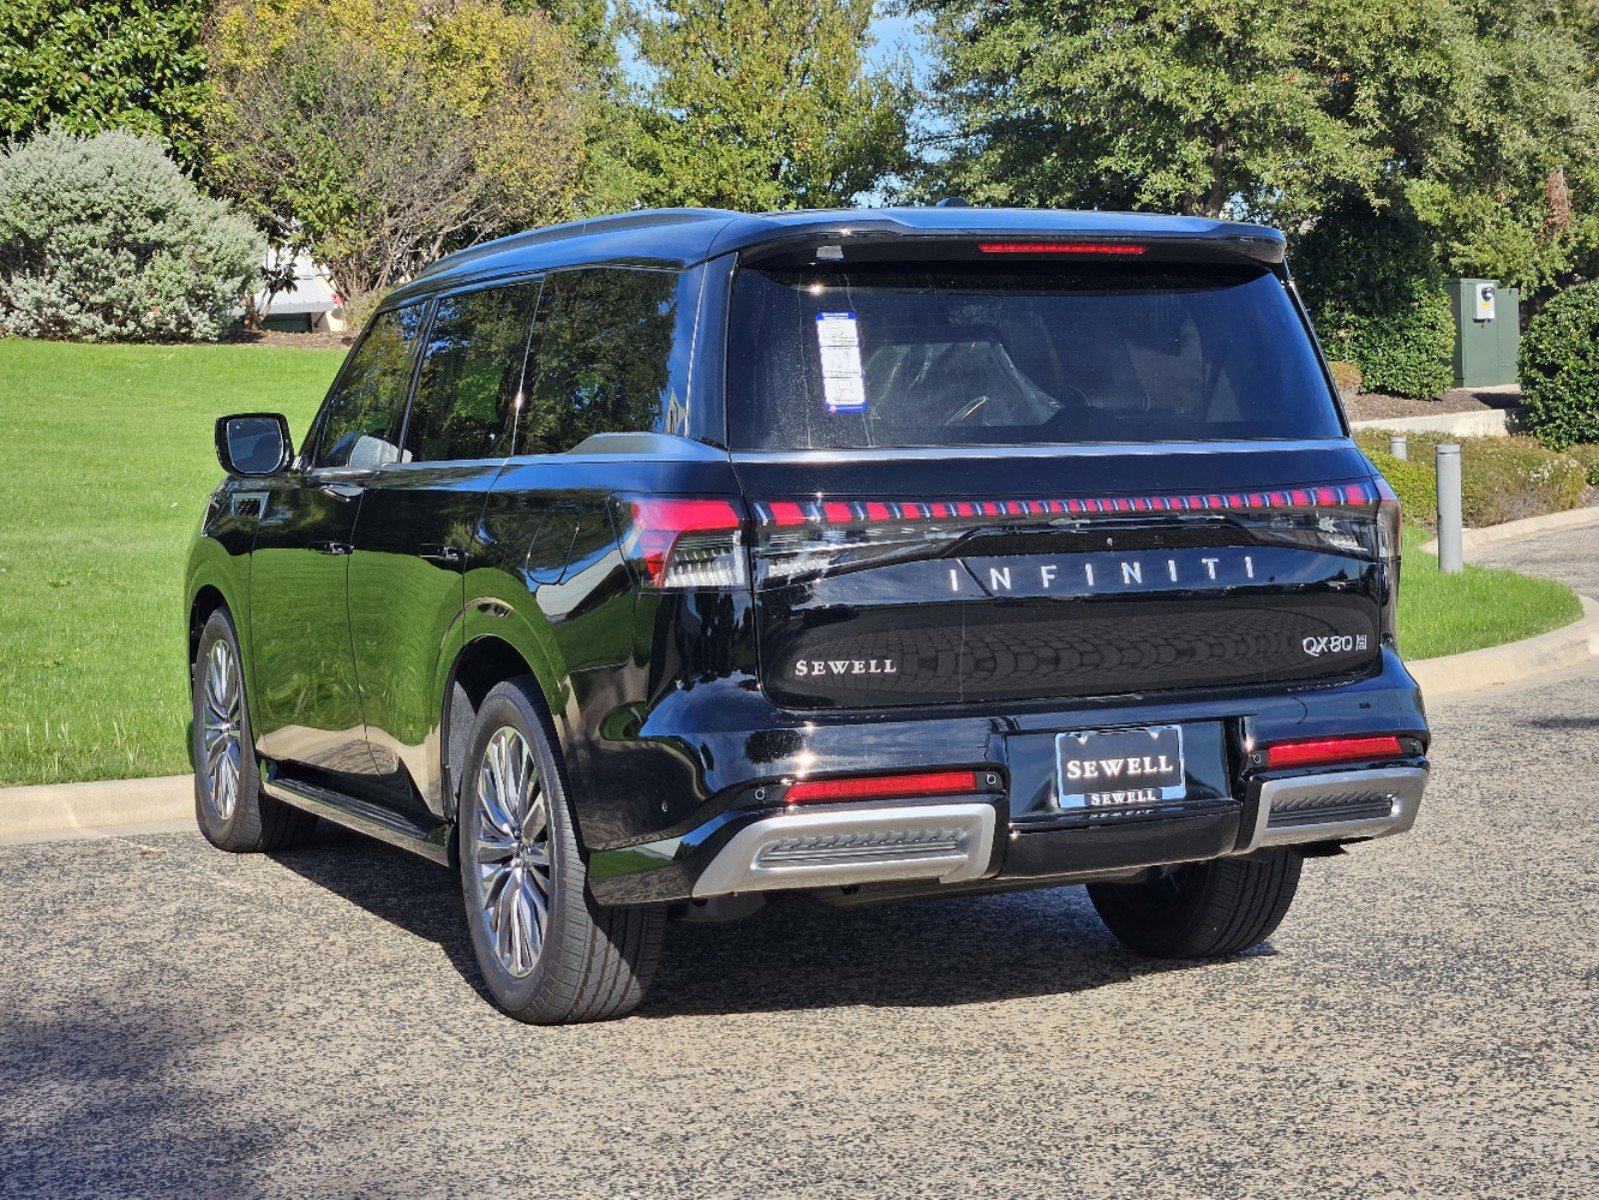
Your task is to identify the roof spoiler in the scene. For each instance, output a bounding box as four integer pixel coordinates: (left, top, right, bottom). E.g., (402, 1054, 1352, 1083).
(719, 217, 1286, 269)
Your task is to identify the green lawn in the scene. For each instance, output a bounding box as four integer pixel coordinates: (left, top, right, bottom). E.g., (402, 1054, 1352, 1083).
(0, 337, 1584, 785)
(1396, 524, 1581, 660)
(0, 338, 339, 786)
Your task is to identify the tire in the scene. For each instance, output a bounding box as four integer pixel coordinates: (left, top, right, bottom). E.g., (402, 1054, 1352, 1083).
(1087, 851, 1302, 959)
(458, 678, 665, 1024)
(191, 608, 318, 853)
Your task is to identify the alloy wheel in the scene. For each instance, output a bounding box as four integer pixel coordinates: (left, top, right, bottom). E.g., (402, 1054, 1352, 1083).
(474, 726, 553, 978)
(200, 639, 243, 822)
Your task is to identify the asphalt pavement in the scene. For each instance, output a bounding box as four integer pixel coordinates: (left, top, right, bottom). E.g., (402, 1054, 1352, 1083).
(3, 655, 1597, 1200)
(1473, 513, 1599, 595)
(4, 518, 1596, 1199)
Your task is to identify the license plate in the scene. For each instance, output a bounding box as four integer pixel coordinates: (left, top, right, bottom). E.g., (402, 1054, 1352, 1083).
(1055, 725, 1186, 812)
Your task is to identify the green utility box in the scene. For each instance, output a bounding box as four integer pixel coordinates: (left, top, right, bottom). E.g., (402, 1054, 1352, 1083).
(1447, 278, 1520, 388)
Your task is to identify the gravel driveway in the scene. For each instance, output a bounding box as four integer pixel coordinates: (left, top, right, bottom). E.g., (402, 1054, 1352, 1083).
(3, 664, 1596, 1199)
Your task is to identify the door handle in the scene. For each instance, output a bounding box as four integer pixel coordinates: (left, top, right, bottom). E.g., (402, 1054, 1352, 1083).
(419, 543, 465, 566)
(311, 540, 353, 556)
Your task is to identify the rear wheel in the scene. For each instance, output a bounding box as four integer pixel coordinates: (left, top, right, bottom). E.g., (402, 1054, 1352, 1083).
(1087, 852, 1302, 958)
(459, 678, 665, 1023)
(191, 608, 317, 852)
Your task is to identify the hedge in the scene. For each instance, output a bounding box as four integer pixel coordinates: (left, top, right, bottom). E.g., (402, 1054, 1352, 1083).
(1519, 280, 1599, 449)
(1295, 205, 1455, 401)
(1326, 359, 1362, 396)
(1355, 430, 1588, 528)
(1340, 285, 1455, 400)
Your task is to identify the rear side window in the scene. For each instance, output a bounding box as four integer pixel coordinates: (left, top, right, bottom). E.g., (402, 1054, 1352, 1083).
(312, 302, 428, 469)
(405, 280, 541, 462)
(727, 264, 1343, 450)
(514, 267, 681, 455)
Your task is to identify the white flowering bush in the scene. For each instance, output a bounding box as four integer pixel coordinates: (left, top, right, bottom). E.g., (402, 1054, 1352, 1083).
(0, 129, 263, 342)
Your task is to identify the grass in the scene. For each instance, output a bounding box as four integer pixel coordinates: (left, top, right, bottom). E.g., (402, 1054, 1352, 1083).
(0, 338, 1583, 785)
(1396, 524, 1582, 659)
(0, 338, 340, 786)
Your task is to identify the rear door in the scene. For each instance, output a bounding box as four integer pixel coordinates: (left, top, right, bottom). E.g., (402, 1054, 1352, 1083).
(725, 253, 1392, 712)
(347, 278, 542, 814)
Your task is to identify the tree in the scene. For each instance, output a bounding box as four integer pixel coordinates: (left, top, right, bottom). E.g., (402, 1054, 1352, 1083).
(909, 0, 1390, 226)
(507, 0, 643, 213)
(0, 1, 209, 163)
(1397, 1, 1599, 294)
(913, 0, 1599, 289)
(914, 0, 1599, 395)
(203, 0, 588, 304)
(623, 0, 910, 210)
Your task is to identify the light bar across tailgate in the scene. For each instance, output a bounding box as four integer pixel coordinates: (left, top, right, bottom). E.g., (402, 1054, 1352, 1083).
(749, 482, 1381, 588)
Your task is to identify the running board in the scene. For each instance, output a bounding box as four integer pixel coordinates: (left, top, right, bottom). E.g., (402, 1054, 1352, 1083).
(260, 769, 453, 866)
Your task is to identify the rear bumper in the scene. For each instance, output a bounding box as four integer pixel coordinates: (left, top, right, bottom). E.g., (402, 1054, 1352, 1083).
(1241, 766, 1427, 851)
(690, 802, 996, 896)
(599, 762, 1427, 903)
(584, 651, 1429, 905)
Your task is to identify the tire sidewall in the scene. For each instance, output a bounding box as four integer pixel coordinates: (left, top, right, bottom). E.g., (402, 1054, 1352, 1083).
(458, 682, 583, 1015)
(191, 609, 261, 849)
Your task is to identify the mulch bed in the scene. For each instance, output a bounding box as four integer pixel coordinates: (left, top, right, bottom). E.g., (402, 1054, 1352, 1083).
(218, 328, 352, 350)
(1342, 387, 1522, 422)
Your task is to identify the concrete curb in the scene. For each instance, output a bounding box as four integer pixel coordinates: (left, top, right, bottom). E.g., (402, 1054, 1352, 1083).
(1419, 504, 1599, 555)
(1409, 594, 1599, 701)
(1352, 408, 1512, 438)
(0, 775, 192, 845)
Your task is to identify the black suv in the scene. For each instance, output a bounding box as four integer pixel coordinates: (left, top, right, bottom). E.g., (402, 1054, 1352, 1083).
(188, 207, 1429, 1023)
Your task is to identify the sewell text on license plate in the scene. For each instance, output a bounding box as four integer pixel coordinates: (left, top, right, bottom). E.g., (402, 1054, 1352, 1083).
(1055, 725, 1186, 811)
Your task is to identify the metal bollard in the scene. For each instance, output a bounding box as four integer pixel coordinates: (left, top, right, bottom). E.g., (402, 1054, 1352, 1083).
(1436, 443, 1463, 573)
(1389, 434, 1408, 460)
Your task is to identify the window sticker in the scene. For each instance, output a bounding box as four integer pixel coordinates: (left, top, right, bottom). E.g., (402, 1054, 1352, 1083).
(815, 311, 867, 413)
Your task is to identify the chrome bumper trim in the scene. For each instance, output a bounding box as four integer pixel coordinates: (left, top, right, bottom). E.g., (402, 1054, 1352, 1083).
(1241, 766, 1428, 852)
(691, 802, 996, 898)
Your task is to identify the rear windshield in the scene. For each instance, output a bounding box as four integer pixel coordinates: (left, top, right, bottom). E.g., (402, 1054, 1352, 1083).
(726, 263, 1343, 450)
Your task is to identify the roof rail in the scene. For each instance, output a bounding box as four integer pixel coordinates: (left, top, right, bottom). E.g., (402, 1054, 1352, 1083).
(416, 208, 740, 279)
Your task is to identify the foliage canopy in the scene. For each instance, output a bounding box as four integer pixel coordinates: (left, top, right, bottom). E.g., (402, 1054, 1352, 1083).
(204, 0, 588, 303)
(0, 1, 209, 163)
(623, 0, 910, 210)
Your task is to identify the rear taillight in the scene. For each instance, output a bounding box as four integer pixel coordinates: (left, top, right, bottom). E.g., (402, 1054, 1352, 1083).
(1374, 475, 1402, 646)
(785, 769, 984, 804)
(616, 496, 747, 589)
(1264, 735, 1404, 769)
(1375, 476, 1402, 563)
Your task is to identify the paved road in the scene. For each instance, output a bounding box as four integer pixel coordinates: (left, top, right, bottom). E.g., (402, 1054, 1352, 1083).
(1474, 515, 1599, 596)
(3, 666, 1597, 1200)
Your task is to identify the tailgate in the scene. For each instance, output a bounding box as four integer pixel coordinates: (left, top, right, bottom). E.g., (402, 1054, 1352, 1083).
(737, 447, 1386, 711)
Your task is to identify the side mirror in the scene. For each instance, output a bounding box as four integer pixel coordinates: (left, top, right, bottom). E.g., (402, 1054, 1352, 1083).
(216, 413, 293, 477)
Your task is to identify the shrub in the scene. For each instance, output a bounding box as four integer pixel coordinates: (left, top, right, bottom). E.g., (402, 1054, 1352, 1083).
(1563, 441, 1599, 486)
(1326, 359, 1363, 396)
(1342, 285, 1455, 400)
(1355, 430, 1586, 527)
(1519, 280, 1599, 448)
(0, 129, 262, 343)
(1296, 204, 1455, 401)
(1363, 446, 1437, 522)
